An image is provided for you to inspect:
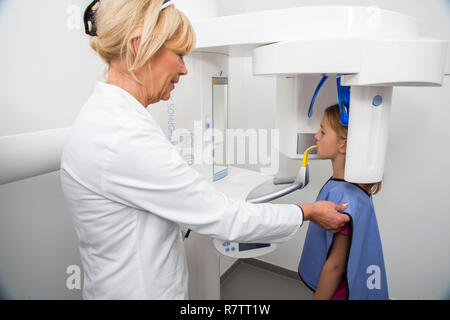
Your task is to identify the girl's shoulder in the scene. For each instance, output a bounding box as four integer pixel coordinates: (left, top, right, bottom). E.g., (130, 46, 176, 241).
(319, 178, 374, 215)
(322, 178, 370, 198)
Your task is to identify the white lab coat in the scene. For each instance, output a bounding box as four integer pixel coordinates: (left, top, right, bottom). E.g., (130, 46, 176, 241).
(60, 82, 303, 299)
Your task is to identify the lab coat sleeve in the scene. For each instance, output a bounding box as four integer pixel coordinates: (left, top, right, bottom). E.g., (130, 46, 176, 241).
(101, 120, 303, 243)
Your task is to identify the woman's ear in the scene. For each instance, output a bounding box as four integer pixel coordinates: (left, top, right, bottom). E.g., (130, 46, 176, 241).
(133, 37, 141, 55)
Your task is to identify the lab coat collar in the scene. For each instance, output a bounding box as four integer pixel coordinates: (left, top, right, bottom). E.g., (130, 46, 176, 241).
(94, 81, 150, 117)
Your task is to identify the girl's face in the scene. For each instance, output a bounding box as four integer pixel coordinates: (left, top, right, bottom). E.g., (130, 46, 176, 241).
(314, 116, 345, 159)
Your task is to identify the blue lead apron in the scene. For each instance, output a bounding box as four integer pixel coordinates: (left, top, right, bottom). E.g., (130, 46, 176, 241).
(298, 179, 389, 300)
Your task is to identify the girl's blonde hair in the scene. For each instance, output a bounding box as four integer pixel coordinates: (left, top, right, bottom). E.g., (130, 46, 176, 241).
(89, 0, 196, 79)
(324, 104, 382, 195)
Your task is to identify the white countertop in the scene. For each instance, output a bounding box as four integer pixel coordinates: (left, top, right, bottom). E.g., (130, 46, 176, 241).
(192, 165, 273, 201)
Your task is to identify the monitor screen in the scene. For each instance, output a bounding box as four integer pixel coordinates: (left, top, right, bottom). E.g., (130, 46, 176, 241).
(238, 243, 270, 252)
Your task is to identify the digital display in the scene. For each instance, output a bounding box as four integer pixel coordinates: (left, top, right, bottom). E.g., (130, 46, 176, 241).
(238, 243, 270, 252)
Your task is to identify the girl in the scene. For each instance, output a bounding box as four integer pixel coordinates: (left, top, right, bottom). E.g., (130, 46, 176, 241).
(298, 104, 389, 300)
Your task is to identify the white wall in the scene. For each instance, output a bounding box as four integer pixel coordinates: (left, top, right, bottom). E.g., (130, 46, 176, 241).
(0, 0, 105, 136)
(0, 0, 104, 299)
(0, 172, 82, 299)
(223, 0, 450, 300)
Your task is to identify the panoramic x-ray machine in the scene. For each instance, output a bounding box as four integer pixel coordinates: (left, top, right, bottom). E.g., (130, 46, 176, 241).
(188, 6, 449, 258)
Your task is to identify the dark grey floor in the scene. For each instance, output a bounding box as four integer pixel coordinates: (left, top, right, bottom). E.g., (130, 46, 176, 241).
(220, 259, 313, 300)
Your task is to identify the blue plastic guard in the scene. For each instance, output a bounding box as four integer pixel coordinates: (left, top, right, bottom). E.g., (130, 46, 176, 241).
(308, 74, 328, 118)
(308, 74, 351, 126)
(336, 75, 350, 126)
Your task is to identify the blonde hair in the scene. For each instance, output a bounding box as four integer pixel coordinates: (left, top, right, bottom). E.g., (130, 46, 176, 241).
(324, 104, 382, 195)
(89, 0, 196, 79)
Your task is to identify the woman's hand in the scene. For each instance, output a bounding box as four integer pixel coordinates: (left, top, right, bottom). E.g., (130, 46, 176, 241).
(300, 201, 349, 233)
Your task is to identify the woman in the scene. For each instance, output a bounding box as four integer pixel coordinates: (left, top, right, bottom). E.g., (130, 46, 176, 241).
(61, 0, 349, 299)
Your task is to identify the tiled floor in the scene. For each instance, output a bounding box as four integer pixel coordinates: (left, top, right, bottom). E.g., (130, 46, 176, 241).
(220, 260, 313, 300)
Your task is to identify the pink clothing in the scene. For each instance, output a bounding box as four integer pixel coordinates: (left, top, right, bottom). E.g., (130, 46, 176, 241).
(330, 223, 351, 300)
(330, 277, 348, 300)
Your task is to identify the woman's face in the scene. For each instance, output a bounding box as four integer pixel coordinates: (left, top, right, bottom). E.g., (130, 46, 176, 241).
(314, 115, 341, 160)
(146, 38, 188, 103)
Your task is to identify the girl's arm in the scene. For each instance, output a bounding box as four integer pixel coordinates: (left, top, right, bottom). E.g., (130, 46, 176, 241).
(313, 232, 350, 300)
